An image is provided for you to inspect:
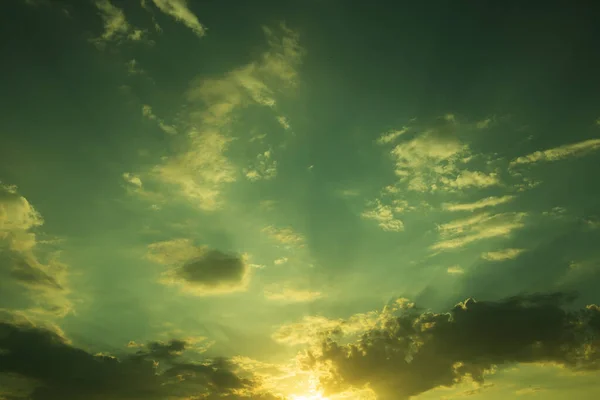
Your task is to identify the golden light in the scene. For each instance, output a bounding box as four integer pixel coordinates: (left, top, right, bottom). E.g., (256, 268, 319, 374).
(290, 395, 329, 400)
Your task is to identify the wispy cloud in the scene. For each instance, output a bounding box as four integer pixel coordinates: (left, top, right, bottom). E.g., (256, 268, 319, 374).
(447, 265, 465, 275)
(92, 0, 148, 47)
(432, 212, 527, 251)
(510, 138, 600, 167)
(142, 24, 304, 210)
(150, 0, 206, 37)
(141, 105, 178, 135)
(262, 226, 305, 247)
(264, 286, 323, 303)
(443, 195, 515, 212)
(481, 248, 526, 261)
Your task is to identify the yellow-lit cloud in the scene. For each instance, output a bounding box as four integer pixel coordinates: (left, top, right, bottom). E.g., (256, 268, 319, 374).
(510, 138, 600, 167)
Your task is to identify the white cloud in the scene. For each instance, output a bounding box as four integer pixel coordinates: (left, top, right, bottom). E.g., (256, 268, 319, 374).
(150, 0, 206, 37)
(481, 248, 526, 261)
(432, 212, 527, 251)
(361, 200, 404, 232)
(443, 195, 515, 212)
(510, 138, 600, 167)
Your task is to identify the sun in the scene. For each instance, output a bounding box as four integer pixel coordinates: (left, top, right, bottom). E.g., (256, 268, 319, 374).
(290, 394, 329, 400)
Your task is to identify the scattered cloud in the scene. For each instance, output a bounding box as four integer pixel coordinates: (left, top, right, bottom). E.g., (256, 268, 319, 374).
(147, 240, 250, 295)
(244, 149, 277, 181)
(432, 212, 527, 251)
(141, 104, 178, 135)
(262, 226, 305, 247)
(273, 257, 288, 265)
(510, 138, 600, 167)
(481, 248, 526, 261)
(304, 293, 600, 400)
(144, 24, 304, 210)
(361, 199, 404, 232)
(439, 170, 500, 190)
(150, 0, 206, 37)
(92, 0, 149, 47)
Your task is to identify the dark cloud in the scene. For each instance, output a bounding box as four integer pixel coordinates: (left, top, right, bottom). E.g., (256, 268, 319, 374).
(0, 321, 281, 400)
(305, 293, 600, 400)
(176, 249, 247, 288)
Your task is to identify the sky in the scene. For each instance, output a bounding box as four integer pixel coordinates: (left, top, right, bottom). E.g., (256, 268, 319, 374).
(1, 0, 600, 399)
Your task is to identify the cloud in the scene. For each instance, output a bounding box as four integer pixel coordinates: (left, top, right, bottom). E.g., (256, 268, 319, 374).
(432, 212, 527, 251)
(510, 138, 600, 167)
(276, 116, 291, 130)
(0, 320, 281, 399)
(92, 0, 148, 47)
(304, 293, 600, 400)
(439, 170, 500, 190)
(146, 24, 304, 210)
(447, 265, 465, 275)
(150, 0, 206, 37)
(482, 248, 526, 261)
(273, 257, 288, 265)
(244, 150, 277, 181)
(0, 184, 71, 317)
(264, 286, 323, 303)
(443, 195, 515, 212)
(147, 240, 250, 295)
(361, 200, 404, 232)
(262, 226, 305, 247)
(376, 127, 409, 145)
(141, 105, 178, 135)
(273, 299, 414, 347)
